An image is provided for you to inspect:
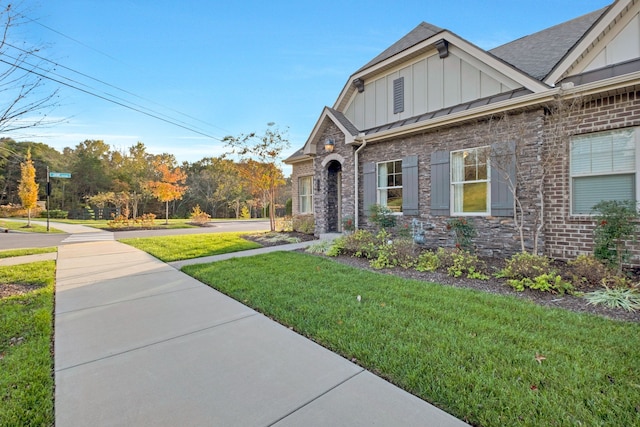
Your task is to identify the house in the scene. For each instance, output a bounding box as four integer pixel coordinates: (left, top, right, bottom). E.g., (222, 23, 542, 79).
(285, 0, 640, 261)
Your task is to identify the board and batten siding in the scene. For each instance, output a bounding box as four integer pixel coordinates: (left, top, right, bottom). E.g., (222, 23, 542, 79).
(345, 46, 521, 130)
(584, 10, 640, 72)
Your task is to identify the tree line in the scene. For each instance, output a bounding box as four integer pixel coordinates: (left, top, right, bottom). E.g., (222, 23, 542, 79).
(0, 137, 291, 221)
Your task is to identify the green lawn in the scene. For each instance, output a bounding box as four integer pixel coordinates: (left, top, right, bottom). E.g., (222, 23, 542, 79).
(183, 251, 640, 427)
(0, 247, 57, 259)
(0, 261, 55, 426)
(0, 219, 63, 233)
(49, 218, 200, 230)
(119, 232, 262, 262)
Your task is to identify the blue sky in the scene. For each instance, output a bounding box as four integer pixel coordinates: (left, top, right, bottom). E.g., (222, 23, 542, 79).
(12, 0, 612, 176)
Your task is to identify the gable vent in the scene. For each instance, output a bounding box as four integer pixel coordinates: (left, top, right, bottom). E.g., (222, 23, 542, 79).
(393, 77, 404, 114)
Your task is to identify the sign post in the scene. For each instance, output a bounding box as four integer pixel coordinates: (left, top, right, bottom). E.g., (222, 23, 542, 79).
(48, 172, 72, 232)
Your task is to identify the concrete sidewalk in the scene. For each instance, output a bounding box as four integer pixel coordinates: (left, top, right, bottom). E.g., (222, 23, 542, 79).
(55, 240, 469, 426)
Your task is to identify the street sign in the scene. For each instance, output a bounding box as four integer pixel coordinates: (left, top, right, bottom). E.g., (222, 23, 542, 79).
(49, 172, 71, 178)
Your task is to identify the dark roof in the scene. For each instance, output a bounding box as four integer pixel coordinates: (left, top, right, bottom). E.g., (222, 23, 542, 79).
(490, 7, 609, 81)
(355, 22, 443, 73)
(327, 107, 359, 136)
(284, 147, 307, 163)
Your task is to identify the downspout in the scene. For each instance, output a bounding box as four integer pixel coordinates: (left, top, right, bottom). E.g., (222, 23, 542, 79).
(353, 133, 367, 229)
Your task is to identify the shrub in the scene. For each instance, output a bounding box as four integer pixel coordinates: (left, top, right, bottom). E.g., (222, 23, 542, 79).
(369, 238, 418, 270)
(447, 250, 489, 280)
(498, 252, 552, 280)
(567, 255, 613, 289)
(305, 240, 333, 255)
(368, 204, 397, 229)
(507, 274, 573, 295)
(240, 206, 251, 219)
(292, 215, 314, 234)
(592, 200, 640, 273)
(275, 216, 293, 232)
(342, 215, 355, 233)
(189, 205, 211, 225)
(107, 214, 129, 228)
(446, 217, 476, 251)
(415, 250, 440, 272)
(584, 286, 640, 311)
(0, 203, 42, 218)
(39, 209, 68, 219)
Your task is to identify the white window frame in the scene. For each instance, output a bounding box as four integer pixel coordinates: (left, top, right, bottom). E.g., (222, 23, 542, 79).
(298, 175, 314, 214)
(570, 127, 640, 215)
(377, 159, 403, 213)
(450, 146, 491, 216)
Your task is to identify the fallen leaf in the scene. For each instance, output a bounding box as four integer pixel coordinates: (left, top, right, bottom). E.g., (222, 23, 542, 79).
(530, 384, 538, 391)
(535, 353, 546, 364)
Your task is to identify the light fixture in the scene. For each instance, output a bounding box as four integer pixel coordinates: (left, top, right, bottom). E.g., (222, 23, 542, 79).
(324, 138, 335, 152)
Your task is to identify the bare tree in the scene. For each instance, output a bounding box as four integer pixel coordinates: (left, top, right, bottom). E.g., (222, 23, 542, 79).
(0, 3, 59, 134)
(490, 91, 583, 254)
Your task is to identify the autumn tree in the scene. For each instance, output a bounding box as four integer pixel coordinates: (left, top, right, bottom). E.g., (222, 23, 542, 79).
(224, 123, 290, 231)
(18, 148, 38, 226)
(146, 162, 188, 225)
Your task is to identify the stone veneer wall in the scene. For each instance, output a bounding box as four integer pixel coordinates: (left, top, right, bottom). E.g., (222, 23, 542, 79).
(312, 125, 356, 235)
(357, 109, 546, 258)
(544, 89, 640, 263)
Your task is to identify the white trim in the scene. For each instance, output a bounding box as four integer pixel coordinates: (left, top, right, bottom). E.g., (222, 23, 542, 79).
(321, 153, 345, 168)
(302, 108, 357, 156)
(334, 30, 550, 112)
(545, 0, 635, 85)
(450, 146, 491, 216)
(376, 159, 403, 212)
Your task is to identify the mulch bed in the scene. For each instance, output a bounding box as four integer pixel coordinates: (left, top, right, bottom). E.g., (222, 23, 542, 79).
(0, 283, 44, 299)
(324, 253, 640, 323)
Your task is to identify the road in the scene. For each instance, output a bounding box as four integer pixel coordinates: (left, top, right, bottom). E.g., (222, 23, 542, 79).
(0, 220, 271, 250)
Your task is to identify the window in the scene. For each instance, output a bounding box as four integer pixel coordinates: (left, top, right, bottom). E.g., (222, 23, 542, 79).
(377, 160, 403, 212)
(450, 147, 490, 215)
(298, 176, 314, 214)
(571, 128, 637, 214)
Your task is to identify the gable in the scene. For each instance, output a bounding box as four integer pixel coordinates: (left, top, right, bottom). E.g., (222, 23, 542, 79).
(577, 4, 640, 75)
(545, 0, 640, 85)
(343, 46, 522, 131)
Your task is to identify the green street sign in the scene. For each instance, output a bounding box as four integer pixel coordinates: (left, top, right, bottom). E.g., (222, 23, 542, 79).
(49, 172, 71, 178)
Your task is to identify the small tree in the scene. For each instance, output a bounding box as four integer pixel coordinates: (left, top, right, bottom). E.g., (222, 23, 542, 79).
(592, 200, 640, 274)
(224, 123, 290, 231)
(18, 148, 38, 226)
(146, 163, 188, 225)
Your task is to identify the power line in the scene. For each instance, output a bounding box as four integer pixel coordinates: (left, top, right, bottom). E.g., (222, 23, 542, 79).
(0, 58, 224, 141)
(2, 47, 222, 137)
(4, 41, 232, 135)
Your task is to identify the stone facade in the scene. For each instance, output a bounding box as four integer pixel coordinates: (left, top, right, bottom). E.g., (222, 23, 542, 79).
(356, 109, 545, 258)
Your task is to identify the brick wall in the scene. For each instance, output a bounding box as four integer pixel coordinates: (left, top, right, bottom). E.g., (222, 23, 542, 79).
(544, 89, 640, 263)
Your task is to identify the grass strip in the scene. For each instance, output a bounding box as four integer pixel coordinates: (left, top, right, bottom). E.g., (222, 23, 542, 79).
(0, 247, 57, 259)
(120, 232, 262, 262)
(0, 261, 55, 426)
(0, 220, 63, 233)
(183, 252, 640, 427)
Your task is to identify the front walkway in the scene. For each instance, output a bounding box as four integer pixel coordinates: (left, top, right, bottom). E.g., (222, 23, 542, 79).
(54, 240, 469, 426)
